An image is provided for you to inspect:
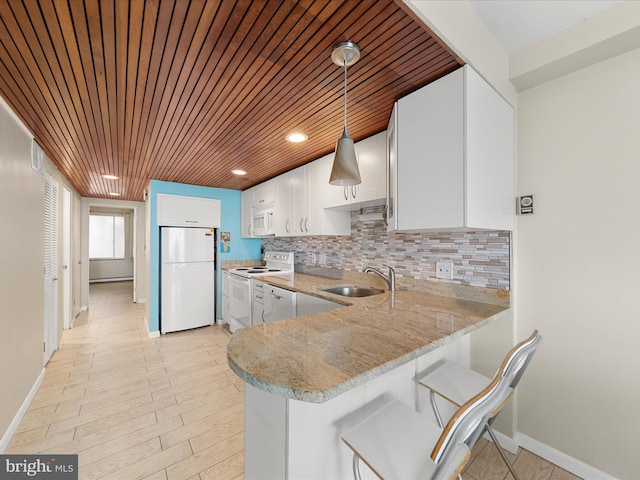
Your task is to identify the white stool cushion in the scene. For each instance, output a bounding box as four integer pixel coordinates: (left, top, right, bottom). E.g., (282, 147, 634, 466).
(419, 361, 491, 407)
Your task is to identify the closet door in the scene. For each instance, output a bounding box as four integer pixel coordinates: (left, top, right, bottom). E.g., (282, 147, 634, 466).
(44, 173, 58, 365)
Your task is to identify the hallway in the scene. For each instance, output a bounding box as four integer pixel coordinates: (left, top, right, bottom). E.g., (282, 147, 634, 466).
(6, 281, 244, 479)
(6, 281, 579, 480)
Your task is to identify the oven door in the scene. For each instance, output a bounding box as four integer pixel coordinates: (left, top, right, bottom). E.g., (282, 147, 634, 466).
(228, 273, 251, 331)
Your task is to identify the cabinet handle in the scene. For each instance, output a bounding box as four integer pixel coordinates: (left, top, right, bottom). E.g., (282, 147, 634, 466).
(261, 311, 265, 323)
(255, 295, 263, 300)
(248, 225, 252, 236)
(185, 220, 198, 223)
(344, 187, 348, 201)
(300, 218, 304, 232)
(286, 220, 290, 233)
(305, 217, 309, 232)
(351, 186, 356, 199)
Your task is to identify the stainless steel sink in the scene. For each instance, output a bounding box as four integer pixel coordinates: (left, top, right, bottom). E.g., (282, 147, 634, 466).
(320, 285, 385, 297)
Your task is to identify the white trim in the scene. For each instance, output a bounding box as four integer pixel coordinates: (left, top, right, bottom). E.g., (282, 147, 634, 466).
(0, 368, 46, 453)
(136, 298, 146, 304)
(488, 429, 519, 455)
(0, 94, 34, 138)
(144, 317, 160, 339)
(516, 433, 616, 480)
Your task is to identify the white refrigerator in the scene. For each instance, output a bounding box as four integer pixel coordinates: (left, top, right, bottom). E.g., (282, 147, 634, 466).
(161, 227, 215, 333)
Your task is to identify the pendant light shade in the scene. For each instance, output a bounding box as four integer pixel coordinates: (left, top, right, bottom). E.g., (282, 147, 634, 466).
(329, 42, 361, 186)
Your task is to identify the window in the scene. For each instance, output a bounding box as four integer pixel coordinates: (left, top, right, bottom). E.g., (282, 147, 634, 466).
(89, 214, 125, 259)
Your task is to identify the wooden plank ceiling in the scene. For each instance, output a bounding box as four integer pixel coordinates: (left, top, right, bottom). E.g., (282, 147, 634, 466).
(0, 0, 462, 201)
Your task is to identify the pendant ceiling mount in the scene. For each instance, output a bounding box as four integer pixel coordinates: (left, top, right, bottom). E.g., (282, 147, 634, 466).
(331, 41, 360, 68)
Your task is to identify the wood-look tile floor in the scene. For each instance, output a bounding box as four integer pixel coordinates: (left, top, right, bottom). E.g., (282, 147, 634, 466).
(7, 281, 581, 480)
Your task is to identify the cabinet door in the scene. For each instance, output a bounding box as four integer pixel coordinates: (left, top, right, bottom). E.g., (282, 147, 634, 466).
(464, 67, 515, 230)
(252, 180, 277, 206)
(324, 151, 351, 208)
(396, 68, 464, 231)
(221, 272, 230, 323)
(387, 103, 398, 232)
(324, 133, 387, 209)
(275, 170, 297, 237)
(240, 189, 253, 238)
(290, 166, 307, 235)
(351, 132, 386, 205)
(157, 193, 221, 227)
(304, 158, 328, 235)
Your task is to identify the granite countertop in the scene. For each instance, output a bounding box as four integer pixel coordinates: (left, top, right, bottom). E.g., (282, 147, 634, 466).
(226, 271, 510, 403)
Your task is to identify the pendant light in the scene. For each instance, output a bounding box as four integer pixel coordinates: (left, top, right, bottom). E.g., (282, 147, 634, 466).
(329, 41, 361, 186)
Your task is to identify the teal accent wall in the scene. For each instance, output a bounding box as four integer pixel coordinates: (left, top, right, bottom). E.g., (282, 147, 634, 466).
(149, 180, 262, 333)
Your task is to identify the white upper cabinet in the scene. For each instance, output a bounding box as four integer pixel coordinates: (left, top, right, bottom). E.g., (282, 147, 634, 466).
(251, 180, 277, 206)
(387, 65, 514, 232)
(156, 193, 221, 227)
(274, 169, 297, 237)
(324, 132, 387, 209)
(273, 157, 350, 237)
(240, 189, 253, 238)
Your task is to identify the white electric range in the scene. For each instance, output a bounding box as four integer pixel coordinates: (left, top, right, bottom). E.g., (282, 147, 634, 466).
(225, 252, 294, 333)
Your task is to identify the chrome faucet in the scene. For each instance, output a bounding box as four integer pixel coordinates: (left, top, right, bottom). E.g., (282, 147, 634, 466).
(363, 264, 396, 292)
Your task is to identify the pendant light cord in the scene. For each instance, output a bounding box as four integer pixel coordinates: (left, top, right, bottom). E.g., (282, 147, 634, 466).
(343, 59, 348, 130)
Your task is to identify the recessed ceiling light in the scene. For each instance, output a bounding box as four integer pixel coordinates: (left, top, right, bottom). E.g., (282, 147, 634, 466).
(232, 169, 247, 176)
(108, 192, 121, 196)
(286, 133, 308, 143)
(102, 174, 119, 180)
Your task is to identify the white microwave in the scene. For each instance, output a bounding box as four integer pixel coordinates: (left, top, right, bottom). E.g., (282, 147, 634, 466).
(252, 203, 275, 236)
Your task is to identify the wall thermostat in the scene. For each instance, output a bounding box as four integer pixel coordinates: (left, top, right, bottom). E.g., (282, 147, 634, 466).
(518, 195, 534, 215)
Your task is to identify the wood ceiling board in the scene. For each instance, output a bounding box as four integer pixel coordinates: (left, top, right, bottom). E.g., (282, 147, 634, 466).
(0, 0, 463, 201)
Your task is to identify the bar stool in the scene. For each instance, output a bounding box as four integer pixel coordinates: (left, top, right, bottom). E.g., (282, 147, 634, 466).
(418, 330, 542, 480)
(340, 340, 536, 480)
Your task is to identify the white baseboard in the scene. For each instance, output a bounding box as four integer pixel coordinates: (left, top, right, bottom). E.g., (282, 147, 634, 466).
(0, 368, 46, 453)
(136, 298, 146, 304)
(489, 429, 519, 455)
(515, 433, 616, 480)
(144, 317, 160, 339)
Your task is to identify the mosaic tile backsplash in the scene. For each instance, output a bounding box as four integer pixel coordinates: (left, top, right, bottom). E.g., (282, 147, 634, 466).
(262, 214, 511, 290)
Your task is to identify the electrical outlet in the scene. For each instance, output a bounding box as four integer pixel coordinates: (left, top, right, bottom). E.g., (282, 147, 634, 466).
(436, 261, 453, 280)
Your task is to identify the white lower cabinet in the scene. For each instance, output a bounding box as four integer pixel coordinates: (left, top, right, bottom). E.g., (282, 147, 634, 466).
(244, 335, 470, 479)
(220, 271, 230, 324)
(387, 65, 514, 232)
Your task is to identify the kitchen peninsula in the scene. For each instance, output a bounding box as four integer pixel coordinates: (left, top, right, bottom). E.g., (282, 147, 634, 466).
(227, 271, 510, 479)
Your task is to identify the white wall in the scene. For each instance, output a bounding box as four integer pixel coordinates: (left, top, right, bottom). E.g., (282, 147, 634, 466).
(0, 97, 45, 446)
(81, 198, 146, 307)
(516, 47, 640, 479)
(404, 0, 515, 106)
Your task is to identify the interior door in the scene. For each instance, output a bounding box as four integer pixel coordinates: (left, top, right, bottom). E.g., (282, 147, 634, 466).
(62, 186, 71, 329)
(44, 173, 59, 364)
